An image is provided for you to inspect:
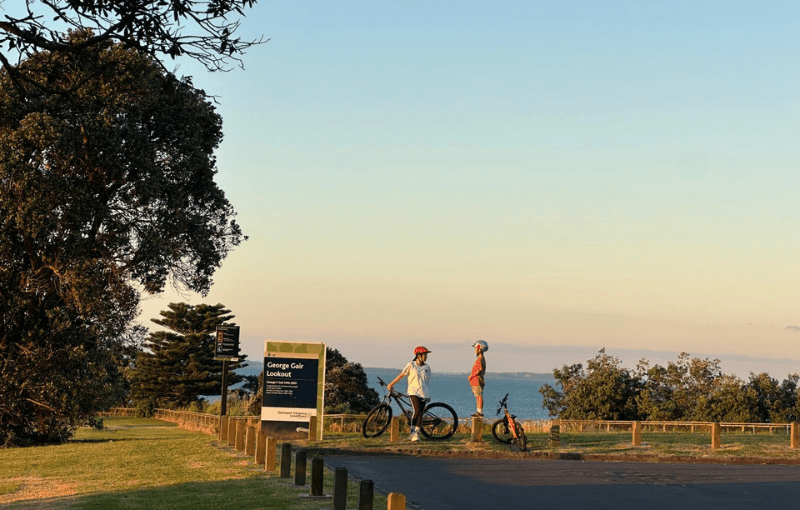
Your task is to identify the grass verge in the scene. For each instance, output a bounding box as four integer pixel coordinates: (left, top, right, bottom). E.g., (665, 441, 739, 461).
(0, 417, 388, 509)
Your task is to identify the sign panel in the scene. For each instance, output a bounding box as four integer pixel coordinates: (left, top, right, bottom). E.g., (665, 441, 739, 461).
(261, 341, 326, 440)
(215, 325, 240, 361)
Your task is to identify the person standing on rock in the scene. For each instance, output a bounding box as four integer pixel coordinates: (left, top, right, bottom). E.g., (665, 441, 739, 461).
(468, 340, 488, 417)
(387, 346, 432, 441)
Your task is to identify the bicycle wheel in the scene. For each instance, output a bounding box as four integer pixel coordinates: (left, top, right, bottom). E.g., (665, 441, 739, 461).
(491, 419, 513, 444)
(362, 404, 392, 438)
(419, 402, 458, 440)
(514, 422, 527, 452)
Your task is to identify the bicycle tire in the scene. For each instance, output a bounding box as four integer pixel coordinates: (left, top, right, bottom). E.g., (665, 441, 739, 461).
(514, 422, 527, 452)
(362, 404, 392, 438)
(419, 402, 458, 440)
(491, 419, 513, 444)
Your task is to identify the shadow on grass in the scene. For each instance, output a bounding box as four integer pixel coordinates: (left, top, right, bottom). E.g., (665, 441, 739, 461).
(8, 477, 321, 510)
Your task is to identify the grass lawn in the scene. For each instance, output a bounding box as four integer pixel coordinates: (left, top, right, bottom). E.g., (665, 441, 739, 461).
(0, 418, 387, 509)
(313, 426, 800, 462)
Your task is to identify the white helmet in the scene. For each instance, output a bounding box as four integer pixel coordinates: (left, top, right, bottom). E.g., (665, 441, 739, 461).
(472, 340, 488, 352)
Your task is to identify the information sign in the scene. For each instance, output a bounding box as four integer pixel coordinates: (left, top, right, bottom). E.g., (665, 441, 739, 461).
(261, 341, 326, 440)
(215, 325, 240, 361)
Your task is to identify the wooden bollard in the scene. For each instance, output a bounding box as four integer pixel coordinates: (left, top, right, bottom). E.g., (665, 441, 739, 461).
(632, 421, 641, 446)
(390, 416, 401, 442)
(470, 416, 483, 442)
(265, 437, 277, 472)
(358, 479, 374, 510)
(333, 467, 348, 510)
(227, 418, 236, 445)
(308, 415, 318, 440)
(792, 423, 799, 449)
(280, 443, 292, 478)
(219, 416, 229, 443)
(255, 430, 266, 465)
(295, 450, 307, 486)
(711, 422, 721, 449)
(245, 425, 256, 456)
(549, 423, 560, 447)
(235, 420, 246, 451)
(387, 492, 406, 510)
(310, 457, 324, 497)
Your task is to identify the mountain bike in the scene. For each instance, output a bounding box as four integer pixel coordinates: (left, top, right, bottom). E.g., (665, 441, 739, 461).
(491, 393, 527, 452)
(362, 376, 459, 440)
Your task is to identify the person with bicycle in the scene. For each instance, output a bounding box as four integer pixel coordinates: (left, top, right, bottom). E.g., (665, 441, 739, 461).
(387, 346, 431, 442)
(468, 340, 488, 417)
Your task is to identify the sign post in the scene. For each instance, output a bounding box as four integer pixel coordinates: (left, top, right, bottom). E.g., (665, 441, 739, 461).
(215, 325, 241, 416)
(261, 341, 326, 440)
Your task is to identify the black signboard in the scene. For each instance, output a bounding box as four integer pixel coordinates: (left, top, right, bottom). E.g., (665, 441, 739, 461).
(262, 357, 320, 410)
(215, 325, 240, 360)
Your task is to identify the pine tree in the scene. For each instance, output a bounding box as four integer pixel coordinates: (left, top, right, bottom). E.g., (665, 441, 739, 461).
(129, 303, 247, 408)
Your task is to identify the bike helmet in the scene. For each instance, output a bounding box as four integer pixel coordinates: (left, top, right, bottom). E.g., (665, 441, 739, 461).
(414, 346, 432, 356)
(472, 340, 489, 352)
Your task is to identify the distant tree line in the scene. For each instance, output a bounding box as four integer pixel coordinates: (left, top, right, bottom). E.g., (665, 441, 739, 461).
(540, 349, 800, 423)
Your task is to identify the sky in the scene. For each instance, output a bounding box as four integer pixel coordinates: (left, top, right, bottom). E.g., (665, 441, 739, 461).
(136, 0, 800, 378)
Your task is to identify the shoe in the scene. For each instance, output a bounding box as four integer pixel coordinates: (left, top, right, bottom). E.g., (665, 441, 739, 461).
(410, 432, 420, 442)
(408, 426, 417, 440)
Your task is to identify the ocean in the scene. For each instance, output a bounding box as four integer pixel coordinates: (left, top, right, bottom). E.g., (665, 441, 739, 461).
(232, 363, 556, 421)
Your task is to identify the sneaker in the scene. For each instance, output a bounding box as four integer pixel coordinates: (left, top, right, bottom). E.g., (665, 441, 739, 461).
(410, 432, 420, 442)
(407, 426, 417, 440)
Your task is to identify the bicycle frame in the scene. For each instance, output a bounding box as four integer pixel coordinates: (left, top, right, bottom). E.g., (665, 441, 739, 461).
(377, 376, 420, 423)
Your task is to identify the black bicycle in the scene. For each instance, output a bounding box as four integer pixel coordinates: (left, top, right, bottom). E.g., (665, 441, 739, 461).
(362, 376, 458, 440)
(491, 393, 527, 452)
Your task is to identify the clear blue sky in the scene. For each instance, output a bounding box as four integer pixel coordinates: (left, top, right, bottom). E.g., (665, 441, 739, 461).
(138, 0, 800, 376)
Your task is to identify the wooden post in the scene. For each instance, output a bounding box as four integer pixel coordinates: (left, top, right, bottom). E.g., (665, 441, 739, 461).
(309, 415, 318, 441)
(266, 436, 277, 472)
(390, 416, 401, 442)
(387, 493, 406, 510)
(243, 425, 255, 456)
(333, 467, 348, 510)
(235, 420, 246, 451)
(549, 422, 560, 447)
(227, 418, 236, 446)
(792, 422, 799, 449)
(219, 416, 229, 444)
(632, 421, 641, 447)
(470, 416, 483, 442)
(255, 430, 266, 465)
(310, 456, 324, 497)
(295, 450, 307, 486)
(358, 480, 374, 510)
(280, 443, 292, 478)
(711, 422, 721, 449)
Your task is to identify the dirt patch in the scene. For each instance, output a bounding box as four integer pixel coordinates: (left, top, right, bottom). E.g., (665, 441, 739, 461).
(0, 476, 79, 505)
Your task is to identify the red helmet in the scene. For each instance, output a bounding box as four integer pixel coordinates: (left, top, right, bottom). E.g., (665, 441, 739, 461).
(414, 346, 431, 356)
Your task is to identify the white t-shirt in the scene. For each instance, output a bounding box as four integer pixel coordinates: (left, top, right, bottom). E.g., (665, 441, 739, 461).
(402, 361, 431, 399)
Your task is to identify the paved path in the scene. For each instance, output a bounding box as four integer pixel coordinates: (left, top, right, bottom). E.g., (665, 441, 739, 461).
(325, 455, 800, 510)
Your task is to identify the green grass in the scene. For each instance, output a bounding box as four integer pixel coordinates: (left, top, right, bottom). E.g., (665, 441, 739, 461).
(0, 418, 388, 509)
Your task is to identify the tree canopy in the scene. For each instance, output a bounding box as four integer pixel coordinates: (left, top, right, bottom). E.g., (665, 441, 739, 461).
(0, 0, 263, 79)
(0, 36, 244, 445)
(129, 303, 246, 408)
(540, 350, 800, 423)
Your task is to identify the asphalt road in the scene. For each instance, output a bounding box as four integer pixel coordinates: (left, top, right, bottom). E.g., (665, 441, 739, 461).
(324, 455, 800, 510)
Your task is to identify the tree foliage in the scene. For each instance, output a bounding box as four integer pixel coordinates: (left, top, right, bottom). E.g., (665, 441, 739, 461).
(0, 0, 263, 79)
(324, 348, 380, 414)
(128, 303, 246, 408)
(541, 349, 800, 423)
(0, 37, 244, 445)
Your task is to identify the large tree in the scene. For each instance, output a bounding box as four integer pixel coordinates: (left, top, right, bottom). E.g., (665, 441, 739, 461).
(0, 35, 244, 445)
(129, 303, 246, 408)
